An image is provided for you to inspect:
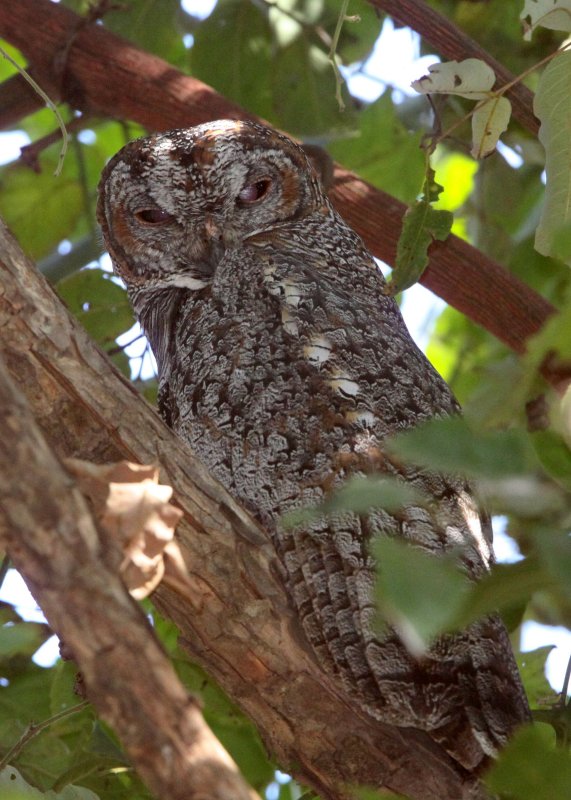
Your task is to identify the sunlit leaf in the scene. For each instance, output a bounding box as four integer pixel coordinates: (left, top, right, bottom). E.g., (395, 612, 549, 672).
(0, 765, 100, 800)
(283, 475, 424, 529)
(412, 59, 496, 99)
(452, 559, 554, 630)
(521, 0, 571, 41)
(471, 95, 512, 158)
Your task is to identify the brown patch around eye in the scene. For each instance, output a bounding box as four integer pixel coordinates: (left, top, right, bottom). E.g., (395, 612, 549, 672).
(192, 143, 217, 166)
(280, 169, 301, 209)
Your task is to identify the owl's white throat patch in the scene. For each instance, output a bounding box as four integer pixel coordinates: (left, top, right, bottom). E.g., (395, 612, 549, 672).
(162, 274, 210, 291)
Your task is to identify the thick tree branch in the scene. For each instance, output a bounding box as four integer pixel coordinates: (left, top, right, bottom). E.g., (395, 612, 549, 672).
(369, 0, 538, 136)
(0, 218, 487, 800)
(0, 354, 261, 800)
(0, 0, 558, 379)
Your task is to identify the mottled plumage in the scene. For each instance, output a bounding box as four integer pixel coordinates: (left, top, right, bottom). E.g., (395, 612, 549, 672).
(97, 119, 530, 771)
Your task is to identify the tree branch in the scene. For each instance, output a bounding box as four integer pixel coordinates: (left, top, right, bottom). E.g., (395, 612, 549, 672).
(0, 0, 558, 382)
(0, 217, 487, 800)
(368, 0, 538, 136)
(0, 351, 261, 800)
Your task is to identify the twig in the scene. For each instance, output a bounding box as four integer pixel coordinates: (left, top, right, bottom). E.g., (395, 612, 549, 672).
(328, 0, 351, 111)
(0, 44, 68, 176)
(0, 701, 90, 771)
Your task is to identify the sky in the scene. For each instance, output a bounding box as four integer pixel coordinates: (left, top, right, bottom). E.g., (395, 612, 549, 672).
(0, 1, 569, 695)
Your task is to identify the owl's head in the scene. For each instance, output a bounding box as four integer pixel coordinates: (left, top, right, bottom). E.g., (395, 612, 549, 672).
(97, 119, 326, 293)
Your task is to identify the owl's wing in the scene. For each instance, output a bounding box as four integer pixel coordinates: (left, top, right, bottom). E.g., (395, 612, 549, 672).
(249, 236, 528, 769)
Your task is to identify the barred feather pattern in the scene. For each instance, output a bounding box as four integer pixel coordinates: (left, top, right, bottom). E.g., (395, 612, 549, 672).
(97, 119, 530, 773)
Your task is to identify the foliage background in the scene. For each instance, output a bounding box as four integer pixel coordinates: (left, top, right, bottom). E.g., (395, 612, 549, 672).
(1, 1, 571, 798)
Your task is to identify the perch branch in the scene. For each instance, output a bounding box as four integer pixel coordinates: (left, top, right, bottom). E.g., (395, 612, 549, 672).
(0, 353, 261, 800)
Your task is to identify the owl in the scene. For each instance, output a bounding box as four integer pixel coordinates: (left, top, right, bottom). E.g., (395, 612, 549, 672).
(97, 119, 530, 773)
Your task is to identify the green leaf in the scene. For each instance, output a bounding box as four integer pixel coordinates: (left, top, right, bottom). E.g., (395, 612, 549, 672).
(517, 646, 558, 707)
(452, 559, 555, 630)
(283, 475, 424, 529)
(328, 92, 425, 203)
(173, 659, 275, 789)
(386, 416, 536, 479)
(356, 789, 410, 800)
(374, 537, 470, 654)
(0, 621, 51, 660)
(191, 0, 273, 121)
(57, 269, 134, 347)
(531, 429, 571, 491)
(0, 165, 83, 260)
(389, 168, 453, 294)
(323, 0, 382, 63)
(271, 35, 353, 135)
(535, 530, 571, 602)
(102, 0, 185, 65)
(0, 766, 100, 800)
(533, 49, 571, 264)
(485, 723, 571, 800)
(471, 95, 512, 158)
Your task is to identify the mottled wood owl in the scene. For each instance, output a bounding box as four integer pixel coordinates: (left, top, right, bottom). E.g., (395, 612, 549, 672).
(97, 119, 530, 774)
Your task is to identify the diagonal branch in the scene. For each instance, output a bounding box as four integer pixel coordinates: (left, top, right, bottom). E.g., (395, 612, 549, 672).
(0, 351, 261, 800)
(0, 0, 558, 382)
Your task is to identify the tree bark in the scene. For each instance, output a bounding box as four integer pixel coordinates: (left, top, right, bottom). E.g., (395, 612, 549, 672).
(0, 218, 487, 800)
(0, 0, 558, 375)
(0, 353, 261, 800)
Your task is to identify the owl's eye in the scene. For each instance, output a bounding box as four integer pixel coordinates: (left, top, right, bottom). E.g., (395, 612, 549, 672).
(135, 208, 175, 225)
(237, 178, 272, 205)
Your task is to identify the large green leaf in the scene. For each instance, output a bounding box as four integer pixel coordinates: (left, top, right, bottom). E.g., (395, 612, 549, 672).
(485, 723, 571, 800)
(374, 537, 470, 654)
(0, 165, 83, 260)
(534, 49, 571, 264)
(101, 0, 186, 65)
(191, 0, 273, 121)
(328, 92, 425, 203)
(271, 34, 353, 135)
(57, 270, 134, 348)
(386, 416, 537, 479)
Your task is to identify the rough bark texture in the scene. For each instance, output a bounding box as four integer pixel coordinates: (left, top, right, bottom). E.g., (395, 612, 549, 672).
(0, 0, 558, 373)
(0, 353, 261, 800)
(0, 218, 489, 800)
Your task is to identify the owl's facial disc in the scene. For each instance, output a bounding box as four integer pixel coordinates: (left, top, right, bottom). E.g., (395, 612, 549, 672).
(97, 120, 324, 293)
